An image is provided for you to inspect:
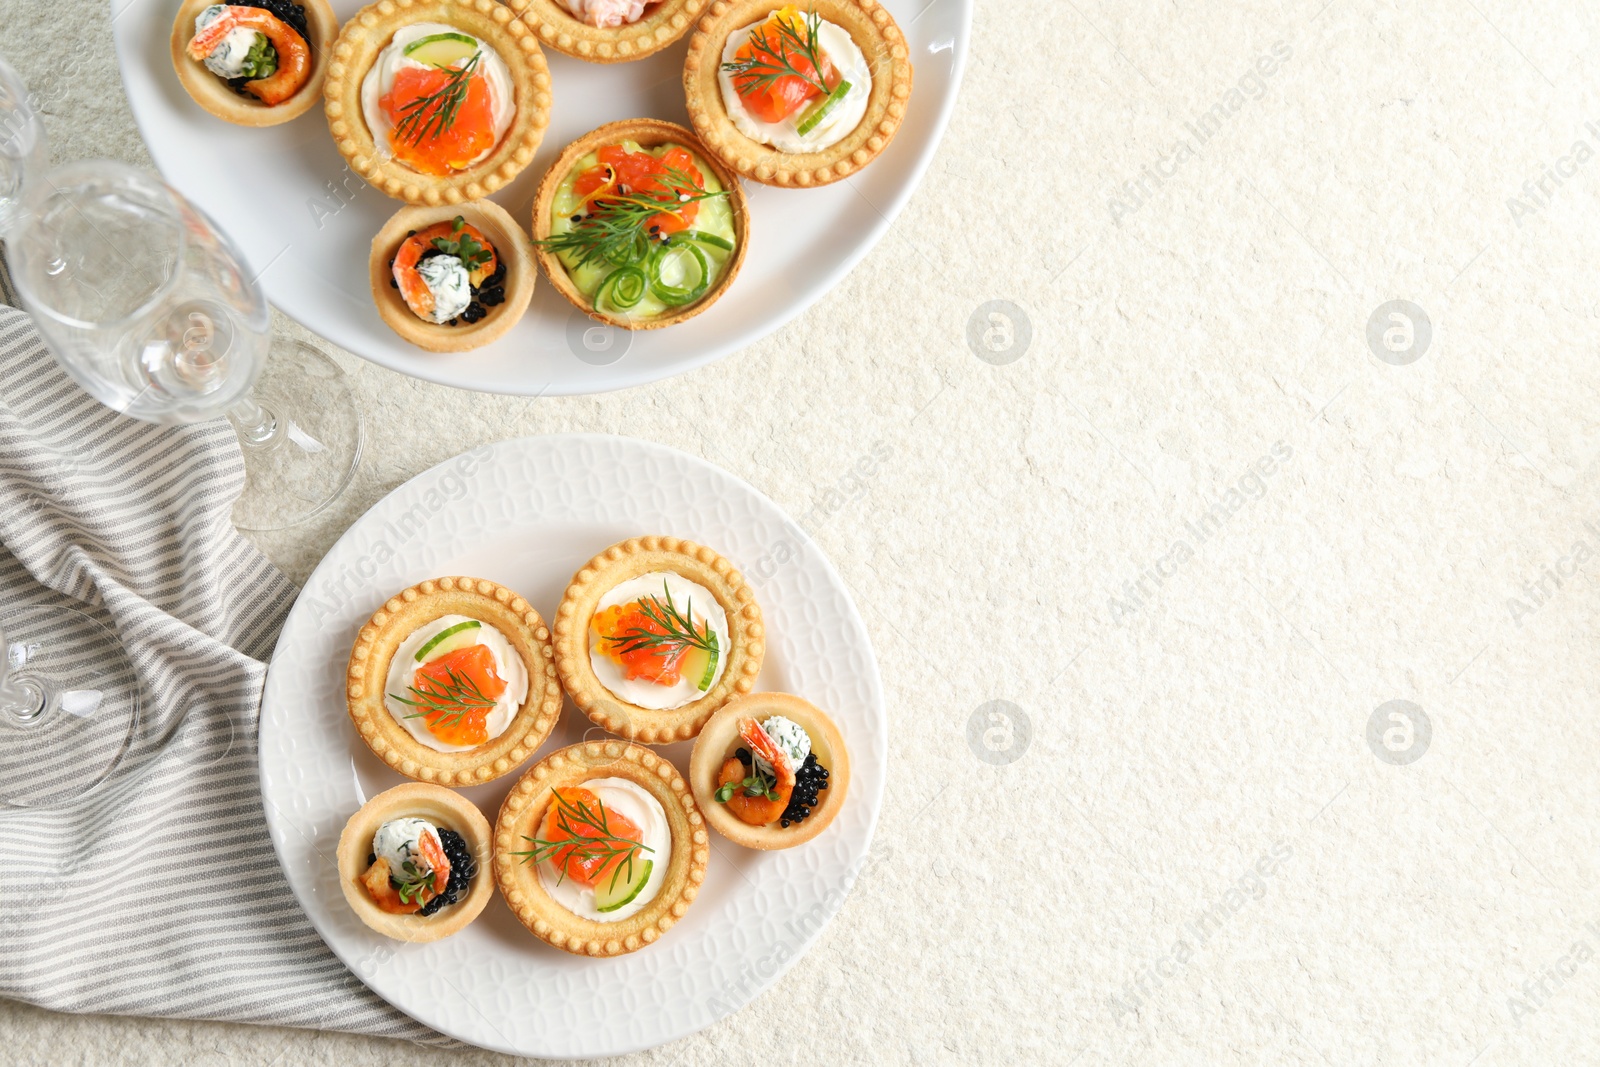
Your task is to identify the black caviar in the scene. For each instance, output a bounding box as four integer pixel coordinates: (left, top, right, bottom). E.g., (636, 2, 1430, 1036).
(417, 828, 475, 916)
(779, 753, 828, 828)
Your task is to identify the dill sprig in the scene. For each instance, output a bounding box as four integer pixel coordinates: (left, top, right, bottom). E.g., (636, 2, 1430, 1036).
(600, 580, 719, 660)
(537, 165, 727, 270)
(721, 7, 831, 98)
(511, 790, 655, 892)
(388, 665, 497, 729)
(392, 53, 481, 147)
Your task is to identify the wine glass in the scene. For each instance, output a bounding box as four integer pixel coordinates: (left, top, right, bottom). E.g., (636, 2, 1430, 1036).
(7, 160, 364, 531)
(0, 605, 144, 808)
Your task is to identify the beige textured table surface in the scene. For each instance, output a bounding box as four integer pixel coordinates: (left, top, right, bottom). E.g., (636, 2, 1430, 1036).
(6, 0, 1600, 1063)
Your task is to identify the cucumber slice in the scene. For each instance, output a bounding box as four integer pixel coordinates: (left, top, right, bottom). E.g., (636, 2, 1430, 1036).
(595, 858, 652, 913)
(680, 634, 719, 691)
(404, 32, 479, 69)
(414, 619, 481, 662)
(796, 79, 852, 136)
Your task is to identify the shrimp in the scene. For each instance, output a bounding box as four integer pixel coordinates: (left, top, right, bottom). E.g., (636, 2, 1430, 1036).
(719, 719, 795, 826)
(359, 829, 452, 914)
(187, 7, 311, 106)
(391, 219, 498, 322)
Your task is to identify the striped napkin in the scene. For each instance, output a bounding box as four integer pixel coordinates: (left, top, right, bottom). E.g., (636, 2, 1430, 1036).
(0, 302, 446, 1045)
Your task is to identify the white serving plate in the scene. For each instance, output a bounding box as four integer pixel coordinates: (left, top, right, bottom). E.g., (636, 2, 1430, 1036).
(257, 434, 885, 1057)
(113, 0, 971, 395)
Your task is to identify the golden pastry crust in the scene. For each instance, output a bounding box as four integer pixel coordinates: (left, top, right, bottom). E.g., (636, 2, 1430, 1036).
(553, 536, 763, 744)
(323, 0, 552, 205)
(369, 200, 535, 352)
(492, 741, 708, 956)
(682, 0, 914, 187)
(690, 692, 850, 849)
(499, 0, 706, 63)
(530, 118, 750, 332)
(346, 576, 562, 785)
(171, 0, 339, 127)
(336, 783, 494, 942)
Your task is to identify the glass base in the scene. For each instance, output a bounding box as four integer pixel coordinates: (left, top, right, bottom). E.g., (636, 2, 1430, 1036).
(0, 604, 142, 808)
(231, 339, 364, 532)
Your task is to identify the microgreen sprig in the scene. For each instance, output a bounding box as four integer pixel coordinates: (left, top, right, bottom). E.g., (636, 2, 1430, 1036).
(721, 7, 831, 98)
(715, 768, 779, 804)
(431, 216, 493, 271)
(392, 859, 437, 905)
(510, 790, 655, 892)
(392, 53, 481, 147)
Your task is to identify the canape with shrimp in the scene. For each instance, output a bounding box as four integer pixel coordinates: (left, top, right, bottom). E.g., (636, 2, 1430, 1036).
(690, 692, 849, 850)
(171, 0, 338, 126)
(369, 201, 535, 351)
(337, 783, 494, 942)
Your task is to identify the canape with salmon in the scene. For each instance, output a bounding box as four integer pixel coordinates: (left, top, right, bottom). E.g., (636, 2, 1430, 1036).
(323, 0, 551, 205)
(494, 0, 704, 64)
(369, 201, 535, 351)
(532, 119, 749, 330)
(337, 783, 494, 941)
(493, 741, 707, 956)
(171, 0, 338, 126)
(552, 536, 763, 744)
(690, 692, 849, 849)
(683, 0, 913, 187)
(346, 576, 562, 785)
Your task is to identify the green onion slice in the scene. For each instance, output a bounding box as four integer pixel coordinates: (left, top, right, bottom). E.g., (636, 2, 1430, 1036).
(677, 230, 734, 252)
(597, 265, 648, 311)
(648, 238, 711, 306)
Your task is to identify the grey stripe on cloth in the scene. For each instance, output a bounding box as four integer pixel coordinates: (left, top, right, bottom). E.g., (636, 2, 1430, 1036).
(0, 305, 451, 1046)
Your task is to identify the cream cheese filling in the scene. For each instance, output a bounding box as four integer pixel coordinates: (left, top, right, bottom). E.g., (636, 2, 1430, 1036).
(383, 614, 528, 753)
(588, 572, 729, 711)
(535, 777, 669, 922)
(717, 17, 871, 154)
(359, 23, 516, 173)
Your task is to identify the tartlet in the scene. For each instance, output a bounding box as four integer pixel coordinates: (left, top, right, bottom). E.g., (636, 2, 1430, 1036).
(690, 692, 849, 849)
(337, 783, 494, 941)
(553, 536, 763, 743)
(346, 576, 562, 785)
(370, 201, 535, 351)
(493, 741, 708, 957)
(323, 0, 552, 205)
(532, 119, 749, 331)
(171, 0, 339, 126)
(683, 0, 913, 187)
(498, 0, 707, 63)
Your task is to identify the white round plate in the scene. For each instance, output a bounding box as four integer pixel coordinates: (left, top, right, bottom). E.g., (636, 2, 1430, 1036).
(257, 434, 885, 1058)
(112, 0, 971, 395)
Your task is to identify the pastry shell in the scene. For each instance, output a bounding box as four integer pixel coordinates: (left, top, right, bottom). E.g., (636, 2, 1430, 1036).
(323, 0, 552, 205)
(346, 576, 562, 785)
(531, 118, 750, 331)
(499, 0, 707, 63)
(493, 741, 708, 956)
(171, 0, 339, 127)
(369, 200, 535, 352)
(682, 0, 914, 187)
(690, 692, 849, 849)
(336, 782, 494, 942)
(553, 535, 763, 743)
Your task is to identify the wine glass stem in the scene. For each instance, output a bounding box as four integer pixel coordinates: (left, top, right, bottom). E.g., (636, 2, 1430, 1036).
(0, 665, 46, 725)
(228, 393, 278, 447)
